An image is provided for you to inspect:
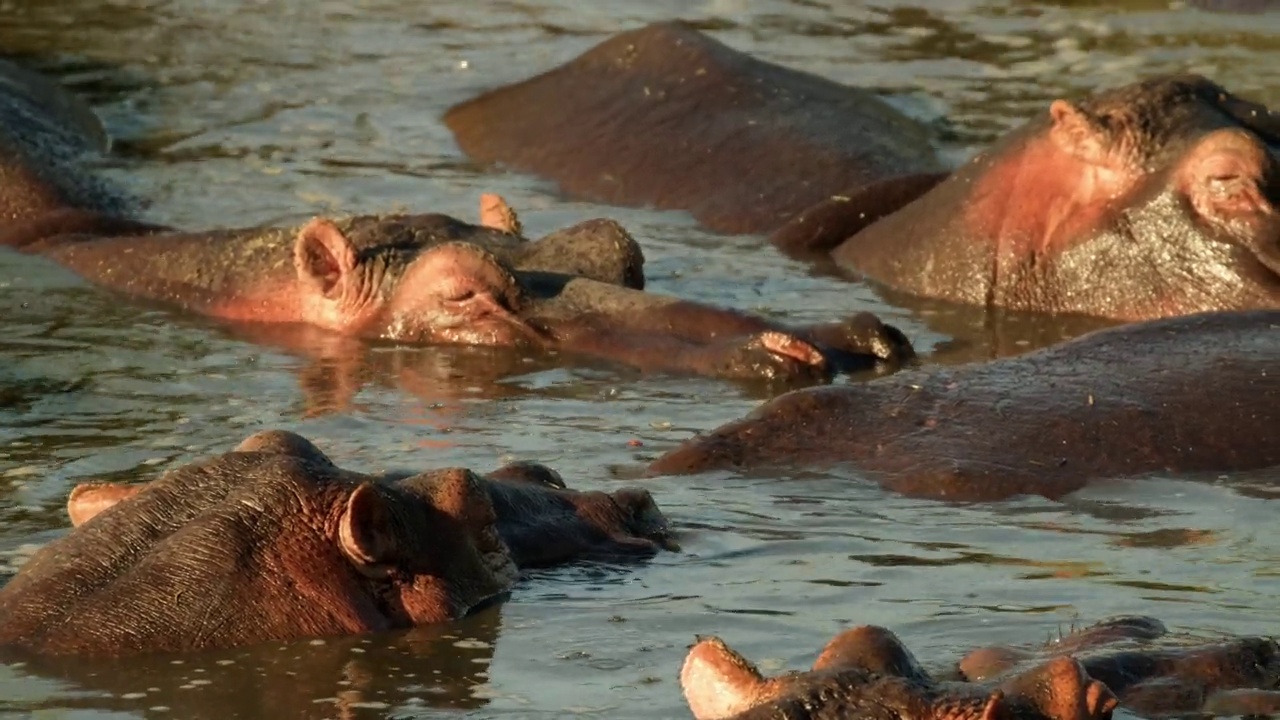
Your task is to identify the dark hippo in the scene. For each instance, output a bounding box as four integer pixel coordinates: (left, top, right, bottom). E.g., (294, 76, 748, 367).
(649, 310, 1280, 501)
(1, 195, 913, 381)
(959, 617, 1280, 719)
(782, 75, 1280, 322)
(0, 57, 145, 235)
(681, 625, 1117, 720)
(0, 430, 672, 657)
(65, 430, 677, 572)
(443, 21, 942, 236)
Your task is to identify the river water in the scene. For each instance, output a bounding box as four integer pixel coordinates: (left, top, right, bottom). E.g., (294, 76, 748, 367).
(0, 1, 1277, 718)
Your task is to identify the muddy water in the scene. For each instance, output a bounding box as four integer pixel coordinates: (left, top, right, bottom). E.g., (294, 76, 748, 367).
(0, 1, 1278, 718)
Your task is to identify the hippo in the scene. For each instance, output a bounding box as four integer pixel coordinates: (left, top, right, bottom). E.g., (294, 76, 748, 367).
(0, 59, 133, 229)
(443, 21, 943, 236)
(0, 194, 913, 381)
(959, 616, 1280, 719)
(777, 75, 1280, 322)
(64, 430, 677, 572)
(0, 430, 672, 656)
(680, 625, 1117, 720)
(648, 310, 1280, 501)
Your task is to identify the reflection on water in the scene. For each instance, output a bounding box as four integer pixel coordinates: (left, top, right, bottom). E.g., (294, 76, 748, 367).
(1, 0, 1278, 717)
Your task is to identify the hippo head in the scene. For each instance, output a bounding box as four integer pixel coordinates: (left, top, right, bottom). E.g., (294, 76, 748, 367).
(290, 214, 645, 345)
(840, 75, 1280, 320)
(0, 431, 518, 657)
(680, 627, 1117, 720)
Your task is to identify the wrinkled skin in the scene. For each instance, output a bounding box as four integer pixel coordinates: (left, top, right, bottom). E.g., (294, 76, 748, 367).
(1, 196, 913, 381)
(0, 431, 519, 657)
(649, 310, 1280, 501)
(0, 59, 133, 229)
(65, 430, 678, 575)
(681, 626, 1117, 720)
(799, 75, 1280, 321)
(444, 21, 941, 236)
(959, 617, 1280, 719)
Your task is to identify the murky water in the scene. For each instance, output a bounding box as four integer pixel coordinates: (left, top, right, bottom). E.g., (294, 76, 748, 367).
(0, 1, 1278, 717)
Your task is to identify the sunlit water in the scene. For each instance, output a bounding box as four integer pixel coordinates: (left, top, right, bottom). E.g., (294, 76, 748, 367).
(0, 1, 1278, 718)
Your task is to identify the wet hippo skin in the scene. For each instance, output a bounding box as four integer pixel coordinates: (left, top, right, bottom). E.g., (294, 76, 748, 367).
(443, 21, 942, 238)
(959, 616, 1280, 719)
(649, 310, 1280, 501)
(0, 60, 154, 244)
(793, 75, 1280, 321)
(66, 430, 678, 572)
(0, 197, 914, 382)
(0, 431, 519, 657)
(0, 430, 675, 657)
(680, 625, 1117, 720)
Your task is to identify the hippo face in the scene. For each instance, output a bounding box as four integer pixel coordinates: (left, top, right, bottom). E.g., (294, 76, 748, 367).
(840, 75, 1280, 320)
(971, 75, 1280, 317)
(292, 218, 542, 345)
(680, 627, 1118, 720)
(0, 431, 517, 657)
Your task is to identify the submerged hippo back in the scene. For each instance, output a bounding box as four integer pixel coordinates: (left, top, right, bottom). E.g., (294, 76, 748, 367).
(651, 310, 1280, 501)
(0, 59, 125, 222)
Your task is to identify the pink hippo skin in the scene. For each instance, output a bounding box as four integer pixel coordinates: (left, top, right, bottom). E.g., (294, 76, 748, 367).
(791, 75, 1280, 322)
(1, 196, 913, 382)
(681, 625, 1117, 720)
(1, 430, 674, 657)
(958, 617, 1280, 719)
(648, 310, 1280, 501)
(443, 21, 944, 238)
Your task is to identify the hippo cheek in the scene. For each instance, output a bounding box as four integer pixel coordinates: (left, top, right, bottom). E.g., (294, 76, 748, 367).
(382, 293, 542, 347)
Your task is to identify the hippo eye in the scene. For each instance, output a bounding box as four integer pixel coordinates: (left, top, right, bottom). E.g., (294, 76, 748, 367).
(449, 289, 477, 303)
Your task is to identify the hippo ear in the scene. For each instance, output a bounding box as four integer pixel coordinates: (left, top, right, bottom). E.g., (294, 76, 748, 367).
(66, 482, 146, 527)
(338, 483, 399, 575)
(294, 218, 358, 297)
(1048, 100, 1110, 166)
(999, 657, 1119, 720)
(478, 192, 523, 235)
(1179, 129, 1274, 220)
(681, 636, 771, 720)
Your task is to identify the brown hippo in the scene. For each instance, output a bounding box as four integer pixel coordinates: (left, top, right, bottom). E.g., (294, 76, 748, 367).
(959, 616, 1280, 719)
(0, 59, 132, 229)
(443, 21, 943, 237)
(779, 75, 1280, 322)
(0, 195, 913, 381)
(64, 430, 677, 572)
(0, 430, 671, 657)
(681, 625, 1117, 720)
(649, 310, 1280, 501)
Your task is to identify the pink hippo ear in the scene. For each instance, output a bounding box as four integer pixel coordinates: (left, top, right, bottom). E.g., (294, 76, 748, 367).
(294, 218, 358, 297)
(66, 482, 146, 527)
(681, 636, 773, 720)
(1179, 128, 1275, 221)
(1048, 100, 1110, 166)
(338, 483, 400, 576)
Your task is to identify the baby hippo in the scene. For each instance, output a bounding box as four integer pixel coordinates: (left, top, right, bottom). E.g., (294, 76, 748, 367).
(681, 625, 1117, 720)
(0, 431, 673, 657)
